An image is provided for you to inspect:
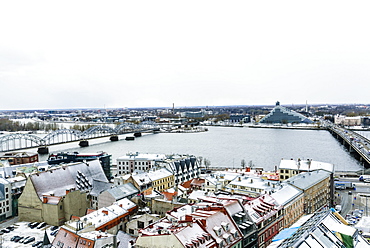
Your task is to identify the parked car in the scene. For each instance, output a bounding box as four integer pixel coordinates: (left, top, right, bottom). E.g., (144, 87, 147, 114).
(51, 230, 58, 236)
(13, 236, 23, 242)
(29, 222, 39, 229)
(50, 226, 59, 231)
(20, 236, 30, 243)
(11, 235, 20, 241)
(32, 241, 43, 247)
(6, 225, 15, 231)
(24, 237, 36, 244)
(14, 236, 24, 243)
(37, 222, 46, 229)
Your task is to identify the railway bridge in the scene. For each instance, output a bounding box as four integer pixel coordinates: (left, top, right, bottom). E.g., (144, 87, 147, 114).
(0, 121, 160, 154)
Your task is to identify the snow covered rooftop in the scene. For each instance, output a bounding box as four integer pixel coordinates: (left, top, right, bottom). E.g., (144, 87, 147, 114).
(271, 183, 303, 206)
(117, 152, 166, 161)
(148, 168, 173, 181)
(284, 170, 331, 190)
(81, 199, 136, 228)
(279, 159, 334, 173)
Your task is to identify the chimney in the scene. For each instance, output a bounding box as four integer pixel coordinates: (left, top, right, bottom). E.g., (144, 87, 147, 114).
(43, 196, 48, 203)
(102, 210, 108, 215)
(184, 215, 193, 222)
(66, 189, 70, 195)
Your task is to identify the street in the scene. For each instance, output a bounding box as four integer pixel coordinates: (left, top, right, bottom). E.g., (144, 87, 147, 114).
(335, 178, 370, 218)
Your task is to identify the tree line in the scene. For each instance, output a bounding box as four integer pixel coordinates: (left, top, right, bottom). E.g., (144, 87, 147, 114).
(0, 118, 100, 133)
(0, 118, 59, 132)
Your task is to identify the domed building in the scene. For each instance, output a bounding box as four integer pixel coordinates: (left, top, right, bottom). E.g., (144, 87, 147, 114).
(259, 101, 313, 124)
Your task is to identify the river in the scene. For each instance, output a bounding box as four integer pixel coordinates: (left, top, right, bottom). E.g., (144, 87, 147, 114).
(15, 126, 365, 172)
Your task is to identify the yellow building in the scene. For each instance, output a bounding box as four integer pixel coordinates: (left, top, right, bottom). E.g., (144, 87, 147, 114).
(279, 159, 334, 181)
(148, 168, 174, 192)
(271, 184, 305, 228)
(285, 170, 332, 214)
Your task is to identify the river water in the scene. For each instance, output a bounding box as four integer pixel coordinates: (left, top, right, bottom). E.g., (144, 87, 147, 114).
(16, 126, 365, 172)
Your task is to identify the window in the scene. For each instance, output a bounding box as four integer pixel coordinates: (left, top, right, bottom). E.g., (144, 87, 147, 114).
(129, 228, 134, 234)
(138, 221, 145, 229)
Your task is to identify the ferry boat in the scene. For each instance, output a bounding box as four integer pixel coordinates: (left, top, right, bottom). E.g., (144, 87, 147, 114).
(47, 151, 110, 165)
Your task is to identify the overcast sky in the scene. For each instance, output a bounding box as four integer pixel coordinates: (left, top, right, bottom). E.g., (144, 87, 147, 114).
(1, 1, 369, 110)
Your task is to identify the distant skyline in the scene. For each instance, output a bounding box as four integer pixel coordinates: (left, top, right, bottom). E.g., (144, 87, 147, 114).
(1, 1, 370, 110)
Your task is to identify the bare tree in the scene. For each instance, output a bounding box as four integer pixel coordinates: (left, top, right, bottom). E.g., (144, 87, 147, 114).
(198, 156, 203, 166)
(204, 158, 211, 170)
(241, 159, 246, 169)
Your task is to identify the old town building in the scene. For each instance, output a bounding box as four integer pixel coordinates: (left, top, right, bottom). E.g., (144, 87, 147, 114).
(243, 194, 283, 248)
(271, 184, 304, 229)
(284, 170, 332, 214)
(18, 160, 110, 226)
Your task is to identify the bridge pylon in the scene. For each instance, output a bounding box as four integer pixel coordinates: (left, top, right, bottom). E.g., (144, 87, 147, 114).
(79, 140, 89, 147)
(134, 132, 142, 137)
(37, 146, 49, 154)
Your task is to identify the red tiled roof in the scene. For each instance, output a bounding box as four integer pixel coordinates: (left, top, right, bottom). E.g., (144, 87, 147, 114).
(52, 228, 95, 248)
(181, 180, 192, 189)
(163, 191, 177, 201)
(190, 178, 205, 187)
(86, 209, 96, 215)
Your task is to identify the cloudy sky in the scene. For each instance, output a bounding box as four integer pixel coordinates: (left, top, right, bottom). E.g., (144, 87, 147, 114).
(1, 1, 369, 110)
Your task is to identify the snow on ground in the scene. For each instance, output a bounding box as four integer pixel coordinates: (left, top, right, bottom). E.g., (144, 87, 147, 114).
(1, 221, 56, 248)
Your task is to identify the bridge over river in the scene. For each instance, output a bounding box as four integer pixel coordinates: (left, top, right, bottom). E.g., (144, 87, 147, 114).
(328, 125, 370, 169)
(0, 121, 160, 154)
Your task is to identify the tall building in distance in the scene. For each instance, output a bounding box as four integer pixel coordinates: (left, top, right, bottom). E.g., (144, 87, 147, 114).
(259, 101, 313, 124)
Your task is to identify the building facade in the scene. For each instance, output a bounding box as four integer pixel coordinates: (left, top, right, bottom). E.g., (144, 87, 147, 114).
(285, 170, 332, 214)
(18, 160, 110, 226)
(116, 153, 166, 176)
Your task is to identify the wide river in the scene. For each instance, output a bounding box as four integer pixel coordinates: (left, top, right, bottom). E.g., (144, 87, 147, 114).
(19, 126, 368, 172)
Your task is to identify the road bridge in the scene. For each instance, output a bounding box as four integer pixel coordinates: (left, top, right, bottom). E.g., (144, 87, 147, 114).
(0, 121, 160, 154)
(328, 125, 370, 169)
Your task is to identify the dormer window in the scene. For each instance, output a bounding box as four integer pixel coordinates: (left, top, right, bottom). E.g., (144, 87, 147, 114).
(231, 229, 239, 238)
(221, 222, 229, 232)
(213, 226, 222, 236)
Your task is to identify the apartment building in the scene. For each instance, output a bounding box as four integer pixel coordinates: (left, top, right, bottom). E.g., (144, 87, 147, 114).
(116, 152, 166, 175)
(148, 168, 174, 191)
(271, 184, 304, 229)
(98, 182, 139, 209)
(268, 210, 370, 248)
(278, 159, 334, 181)
(52, 226, 117, 248)
(73, 198, 137, 234)
(226, 176, 278, 197)
(284, 170, 332, 214)
(243, 194, 283, 248)
(0, 178, 12, 221)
